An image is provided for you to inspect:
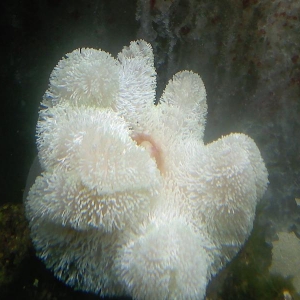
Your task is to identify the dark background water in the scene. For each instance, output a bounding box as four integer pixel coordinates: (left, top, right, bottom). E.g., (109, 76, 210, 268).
(1, 0, 300, 298)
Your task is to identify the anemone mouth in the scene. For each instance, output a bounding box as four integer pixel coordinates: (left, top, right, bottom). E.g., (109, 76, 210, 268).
(132, 133, 164, 174)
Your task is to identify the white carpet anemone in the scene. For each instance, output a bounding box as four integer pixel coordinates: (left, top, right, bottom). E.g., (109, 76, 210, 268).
(25, 40, 268, 300)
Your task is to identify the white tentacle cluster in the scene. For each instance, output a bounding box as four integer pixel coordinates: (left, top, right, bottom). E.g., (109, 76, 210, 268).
(26, 40, 268, 300)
